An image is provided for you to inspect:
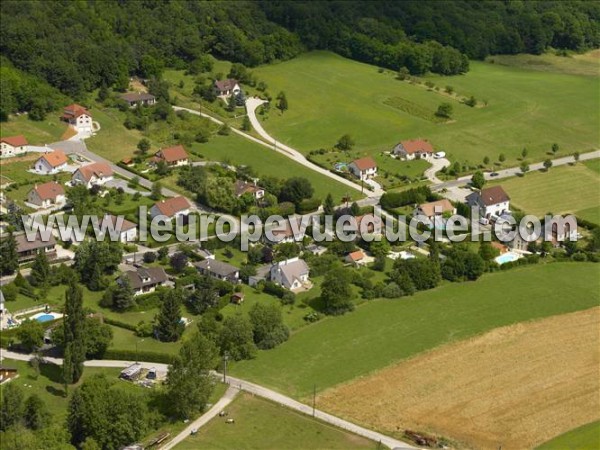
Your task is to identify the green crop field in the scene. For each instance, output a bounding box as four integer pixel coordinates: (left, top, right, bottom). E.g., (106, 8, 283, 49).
(537, 421, 600, 450)
(252, 51, 599, 167)
(175, 393, 376, 450)
(231, 263, 600, 399)
(489, 163, 600, 223)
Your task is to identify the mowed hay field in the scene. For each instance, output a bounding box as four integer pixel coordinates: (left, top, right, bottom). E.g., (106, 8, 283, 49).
(489, 161, 600, 223)
(253, 51, 599, 166)
(317, 308, 600, 450)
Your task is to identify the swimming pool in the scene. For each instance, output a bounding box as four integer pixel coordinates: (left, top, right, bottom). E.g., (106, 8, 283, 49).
(29, 312, 63, 323)
(495, 252, 520, 265)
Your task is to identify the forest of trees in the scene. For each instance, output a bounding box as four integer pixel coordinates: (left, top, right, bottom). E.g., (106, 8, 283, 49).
(0, 1, 598, 113)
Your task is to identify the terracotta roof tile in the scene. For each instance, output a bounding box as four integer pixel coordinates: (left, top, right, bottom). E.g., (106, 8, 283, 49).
(351, 156, 377, 171)
(31, 181, 64, 200)
(153, 196, 190, 217)
(1, 135, 28, 147)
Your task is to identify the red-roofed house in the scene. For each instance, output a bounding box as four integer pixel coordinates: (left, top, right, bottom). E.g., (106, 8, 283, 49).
(345, 250, 367, 267)
(348, 157, 378, 180)
(1, 135, 28, 158)
(154, 145, 189, 166)
(62, 104, 93, 133)
(234, 180, 265, 199)
(72, 162, 114, 188)
(393, 139, 434, 160)
(214, 79, 241, 97)
(27, 182, 66, 209)
(414, 199, 456, 221)
(150, 196, 191, 220)
(34, 151, 69, 174)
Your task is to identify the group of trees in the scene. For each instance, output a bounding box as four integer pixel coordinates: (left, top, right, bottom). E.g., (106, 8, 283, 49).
(380, 186, 439, 210)
(73, 240, 123, 290)
(1, 384, 50, 432)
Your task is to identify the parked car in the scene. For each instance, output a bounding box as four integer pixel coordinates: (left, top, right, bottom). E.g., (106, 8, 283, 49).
(490, 172, 499, 177)
(434, 151, 446, 159)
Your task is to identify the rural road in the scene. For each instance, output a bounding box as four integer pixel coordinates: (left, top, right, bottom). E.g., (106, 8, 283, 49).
(1, 350, 416, 449)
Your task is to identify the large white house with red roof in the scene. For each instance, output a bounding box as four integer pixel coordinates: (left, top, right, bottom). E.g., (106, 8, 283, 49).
(0, 135, 28, 158)
(72, 162, 114, 188)
(150, 196, 191, 220)
(34, 150, 69, 174)
(62, 103, 93, 134)
(27, 181, 66, 209)
(348, 156, 378, 180)
(392, 139, 434, 160)
(154, 145, 189, 166)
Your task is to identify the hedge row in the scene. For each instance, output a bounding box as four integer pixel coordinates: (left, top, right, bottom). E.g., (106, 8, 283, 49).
(103, 317, 137, 332)
(102, 348, 175, 364)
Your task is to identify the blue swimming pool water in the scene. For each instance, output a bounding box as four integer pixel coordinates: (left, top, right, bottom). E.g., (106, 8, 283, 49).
(495, 252, 519, 265)
(35, 314, 55, 323)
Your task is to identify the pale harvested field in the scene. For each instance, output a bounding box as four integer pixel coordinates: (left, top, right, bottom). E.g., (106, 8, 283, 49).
(317, 308, 600, 449)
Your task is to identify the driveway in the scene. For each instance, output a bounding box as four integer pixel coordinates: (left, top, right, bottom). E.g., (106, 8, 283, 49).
(424, 157, 450, 184)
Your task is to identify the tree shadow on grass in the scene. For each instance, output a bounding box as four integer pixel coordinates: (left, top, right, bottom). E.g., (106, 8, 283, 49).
(45, 385, 66, 398)
(39, 361, 63, 384)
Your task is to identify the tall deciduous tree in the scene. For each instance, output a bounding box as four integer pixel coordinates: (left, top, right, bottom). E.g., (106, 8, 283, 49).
(155, 289, 184, 342)
(63, 280, 86, 384)
(166, 333, 218, 419)
(471, 170, 486, 189)
(17, 319, 45, 352)
(321, 267, 354, 315)
(249, 302, 289, 349)
(0, 383, 24, 430)
(218, 315, 256, 360)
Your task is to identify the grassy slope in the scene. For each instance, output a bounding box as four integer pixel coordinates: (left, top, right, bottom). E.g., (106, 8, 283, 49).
(487, 51, 600, 77)
(0, 113, 67, 144)
(174, 393, 376, 450)
(230, 263, 600, 398)
(252, 51, 599, 166)
(489, 162, 600, 222)
(537, 421, 600, 450)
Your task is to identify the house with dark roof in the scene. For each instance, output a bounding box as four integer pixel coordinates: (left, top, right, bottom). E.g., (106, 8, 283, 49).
(270, 257, 311, 291)
(119, 267, 168, 296)
(348, 157, 378, 180)
(154, 145, 189, 167)
(392, 139, 434, 160)
(62, 104, 93, 133)
(27, 182, 66, 209)
(214, 79, 241, 97)
(120, 92, 156, 108)
(466, 186, 511, 219)
(15, 232, 57, 263)
(72, 162, 114, 188)
(1, 135, 28, 158)
(34, 151, 68, 174)
(194, 259, 240, 283)
(150, 196, 190, 220)
(234, 180, 264, 200)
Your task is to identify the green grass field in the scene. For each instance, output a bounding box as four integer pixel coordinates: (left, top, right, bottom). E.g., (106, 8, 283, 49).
(489, 163, 600, 222)
(174, 393, 376, 450)
(231, 263, 600, 398)
(488, 51, 600, 77)
(0, 113, 67, 144)
(252, 51, 598, 167)
(537, 421, 600, 450)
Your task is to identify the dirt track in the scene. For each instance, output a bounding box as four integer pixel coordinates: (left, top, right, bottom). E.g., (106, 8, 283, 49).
(317, 308, 600, 449)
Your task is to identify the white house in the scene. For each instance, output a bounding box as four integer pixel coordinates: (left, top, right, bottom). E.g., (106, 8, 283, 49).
(214, 79, 241, 97)
(154, 145, 189, 167)
(150, 196, 190, 221)
(194, 259, 240, 283)
(72, 162, 114, 188)
(414, 199, 456, 221)
(392, 139, 434, 160)
(27, 182, 66, 209)
(466, 186, 511, 219)
(34, 151, 69, 174)
(99, 215, 137, 243)
(120, 267, 168, 296)
(345, 250, 368, 267)
(1, 135, 28, 158)
(348, 157, 378, 180)
(234, 180, 265, 200)
(270, 257, 310, 291)
(62, 104, 93, 134)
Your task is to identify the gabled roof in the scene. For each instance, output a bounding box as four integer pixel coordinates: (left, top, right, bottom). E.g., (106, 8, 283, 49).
(30, 181, 65, 200)
(38, 150, 68, 168)
(122, 267, 168, 289)
(276, 259, 310, 287)
(156, 145, 189, 163)
(214, 79, 239, 92)
(234, 180, 263, 197)
(351, 156, 377, 171)
(346, 250, 365, 262)
(152, 196, 190, 217)
(418, 199, 454, 217)
(75, 162, 113, 182)
(1, 135, 28, 147)
(120, 92, 155, 103)
(398, 139, 434, 154)
(101, 214, 136, 232)
(63, 103, 91, 119)
(477, 186, 510, 206)
(15, 232, 56, 253)
(195, 259, 239, 277)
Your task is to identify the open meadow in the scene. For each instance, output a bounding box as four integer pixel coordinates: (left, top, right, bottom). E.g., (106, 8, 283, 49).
(174, 393, 376, 450)
(252, 51, 599, 167)
(317, 307, 600, 449)
(489, 161, 600, 223)
(537, 421, 600, 450)
(230, 263, 600, 399)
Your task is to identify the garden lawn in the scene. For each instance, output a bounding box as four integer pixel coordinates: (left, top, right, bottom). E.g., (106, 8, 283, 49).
(252, 51, 598, 167)
(174, 393, 376, 450)
(536, 421, 600, 450)
(191, 133, 358, 202)
(0, 113, 67, 144)
(230, 262, 600, 399)
(489, 163, 600, 222)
